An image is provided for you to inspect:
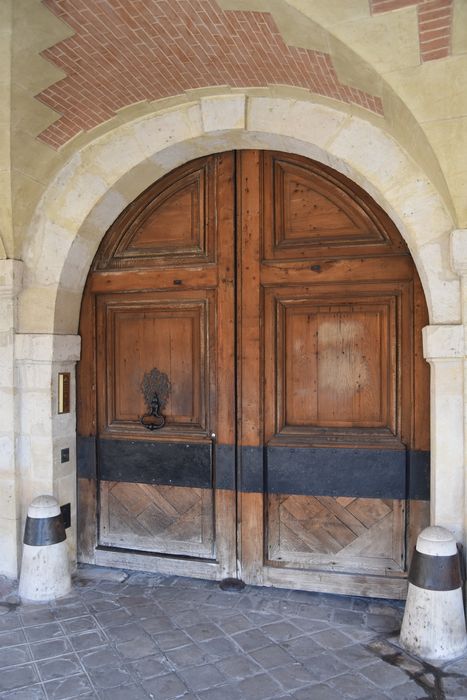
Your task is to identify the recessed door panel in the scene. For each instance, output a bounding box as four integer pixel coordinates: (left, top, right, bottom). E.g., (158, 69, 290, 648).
(271, 291, 398, 433)
(96, 291, 214, 558)
(267, 495, 405, 575)
(100, 295, 209, 432)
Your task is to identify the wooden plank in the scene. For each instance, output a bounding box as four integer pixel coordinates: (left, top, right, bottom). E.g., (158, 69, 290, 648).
(212, 152, 237, 579)
(263, 566, 408, 600)
(237, 150, 264, 584)
(413, 271, 430, 451)
(260, 256, 414, 287)
(89, 267, 218, 293)
(77, 283, 97, 561)
(315, 497, 367, 537)
(95, 549, 220, 579)
(266, 492, 405, 575)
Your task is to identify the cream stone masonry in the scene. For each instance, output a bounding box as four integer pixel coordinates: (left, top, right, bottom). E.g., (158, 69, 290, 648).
(201, 95, 246, 133)
(15, 333, 81, 571)
(0, 0, 12, 259)
(450, 228, 467, 563)
(423, 324, 465, 543)
(0, 259, 23, 578)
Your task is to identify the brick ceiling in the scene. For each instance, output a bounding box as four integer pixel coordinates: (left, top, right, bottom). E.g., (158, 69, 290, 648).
(37, 0, 384, 149)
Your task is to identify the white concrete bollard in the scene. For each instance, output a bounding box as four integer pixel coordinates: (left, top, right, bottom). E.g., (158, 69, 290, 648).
(400, 526, 467, 663)
(18, 495, 71, 602)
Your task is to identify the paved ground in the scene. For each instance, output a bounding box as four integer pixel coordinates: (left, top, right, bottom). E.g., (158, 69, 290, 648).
(0, 567, 466, 699)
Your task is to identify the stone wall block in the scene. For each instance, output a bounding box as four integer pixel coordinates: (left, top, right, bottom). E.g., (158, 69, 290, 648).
(247, 97, 348, 150)
(385, 178, 453, 249)
(201, 94, 246, 133)
(0, 478, 20, 520)
(418, 243, 461, 324)
(430, 365, 464, 539)
(423, 324, 464, 359)
(82, 127, 149, 182)
(78, 189, 130, 244)
(133, 104, 203, 158)
(328, 116, 416, 194)
(0, 435, 15, 472)
(0, 386, 14, 421)
(13, 333, 81, 575)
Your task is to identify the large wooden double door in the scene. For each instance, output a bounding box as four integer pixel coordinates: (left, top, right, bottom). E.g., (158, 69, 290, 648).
(78, 151, 429, 598)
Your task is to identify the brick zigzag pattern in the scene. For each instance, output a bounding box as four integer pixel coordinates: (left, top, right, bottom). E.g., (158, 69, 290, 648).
(371, 0, 453, 62)
(37, 0, 383, 150)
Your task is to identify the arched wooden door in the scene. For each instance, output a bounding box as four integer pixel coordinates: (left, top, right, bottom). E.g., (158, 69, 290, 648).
(77, 151, 429, 598)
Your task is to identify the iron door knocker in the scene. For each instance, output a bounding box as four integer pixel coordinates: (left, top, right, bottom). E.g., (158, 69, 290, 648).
(140, 368, 171, 431)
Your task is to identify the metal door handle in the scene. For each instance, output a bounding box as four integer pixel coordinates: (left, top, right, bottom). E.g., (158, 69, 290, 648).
(140, 393, 165, 430)
(140, 368, 170, 431)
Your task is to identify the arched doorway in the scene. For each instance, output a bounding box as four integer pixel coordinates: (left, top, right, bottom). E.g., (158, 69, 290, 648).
(77, 150, 429, 598)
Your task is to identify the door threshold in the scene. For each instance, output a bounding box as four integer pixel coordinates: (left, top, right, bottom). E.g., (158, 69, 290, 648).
(94, 547, 221, 580)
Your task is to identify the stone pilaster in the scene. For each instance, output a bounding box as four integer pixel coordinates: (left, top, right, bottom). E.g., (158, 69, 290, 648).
(450, 229, 467, 552)
(0, 260, 23, 577)
(423, 324, 464, 541)
(15, 333, 81, 570)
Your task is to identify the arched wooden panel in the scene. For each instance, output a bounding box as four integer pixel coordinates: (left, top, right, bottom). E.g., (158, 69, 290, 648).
(263, 152, 407, 261)
(93, 159, 215, 269)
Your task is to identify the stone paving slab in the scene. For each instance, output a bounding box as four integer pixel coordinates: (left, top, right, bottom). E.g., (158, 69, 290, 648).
(0, 569, 466, 699)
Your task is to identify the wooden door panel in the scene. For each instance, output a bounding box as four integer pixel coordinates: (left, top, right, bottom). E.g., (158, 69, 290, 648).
(78, 152, 236, 574)
(100, 482, 214, 557)
(275, 295, 395, 431)
(238, 150, 428, 595)
(93, 157, 216, 269)
(265, 282, 411, 445)
(262, 152, 407, 261)
(96, 290, 214, 557)
(98, 293, 210, 434)
(262, 279, 411, 580)
(267, 495, 404, 575)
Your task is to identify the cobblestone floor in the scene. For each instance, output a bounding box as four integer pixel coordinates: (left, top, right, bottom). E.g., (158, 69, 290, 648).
(0, 567, 466, 699)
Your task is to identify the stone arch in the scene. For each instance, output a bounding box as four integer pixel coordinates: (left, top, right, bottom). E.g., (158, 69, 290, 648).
(20, 94, 459, 334)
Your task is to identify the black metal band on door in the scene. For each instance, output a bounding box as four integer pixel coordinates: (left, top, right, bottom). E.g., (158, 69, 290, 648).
(78, 437, 429, 500)
(98, 439, 212, 489)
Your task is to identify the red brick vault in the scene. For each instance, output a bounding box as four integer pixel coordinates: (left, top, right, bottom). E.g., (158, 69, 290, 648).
(37, 0, 383, 149)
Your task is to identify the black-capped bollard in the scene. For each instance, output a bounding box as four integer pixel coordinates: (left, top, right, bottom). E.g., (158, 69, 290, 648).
(19, 495, 71, 601)
(400, 526, 467, 662)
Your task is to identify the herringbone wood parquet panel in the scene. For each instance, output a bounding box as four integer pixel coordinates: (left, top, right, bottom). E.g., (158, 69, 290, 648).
(267, 494, 404, 575)
(100, 481, 214, 558)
